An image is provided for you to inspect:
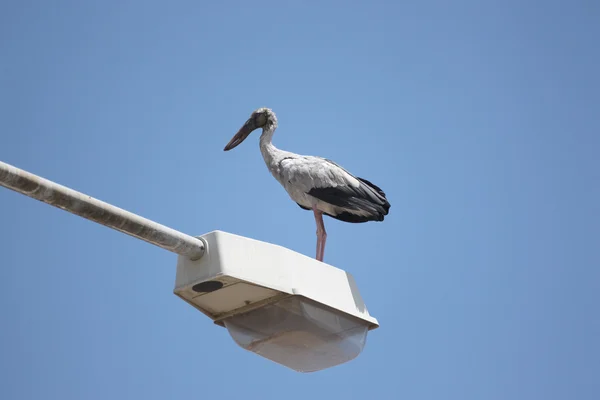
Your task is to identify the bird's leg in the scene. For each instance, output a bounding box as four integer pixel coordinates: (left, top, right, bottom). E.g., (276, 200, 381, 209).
(312, 207, 327, 262)
(313, 208, 322, 260)
(319, 222, 327, 261)
(315, 230, 322, 262)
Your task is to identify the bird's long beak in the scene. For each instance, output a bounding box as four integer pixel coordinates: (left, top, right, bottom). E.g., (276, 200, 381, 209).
(224, 118, 256, 151)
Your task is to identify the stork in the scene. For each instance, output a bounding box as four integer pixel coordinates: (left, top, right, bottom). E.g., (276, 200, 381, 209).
(224, 108, 390, 262)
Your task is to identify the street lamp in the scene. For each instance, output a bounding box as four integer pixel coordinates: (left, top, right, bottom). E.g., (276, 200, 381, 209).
(0, 160, 379, 372)
(174, 230, 378, 372)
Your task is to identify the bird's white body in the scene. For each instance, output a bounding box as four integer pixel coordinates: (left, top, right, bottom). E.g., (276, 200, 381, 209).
(260, 135, 369, 219)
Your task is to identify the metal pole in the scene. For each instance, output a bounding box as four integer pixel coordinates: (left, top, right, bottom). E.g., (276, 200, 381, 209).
(0, 160, 205, 260)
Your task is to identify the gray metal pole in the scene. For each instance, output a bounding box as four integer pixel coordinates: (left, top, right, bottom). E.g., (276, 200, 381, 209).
(0, 160, 205, 260)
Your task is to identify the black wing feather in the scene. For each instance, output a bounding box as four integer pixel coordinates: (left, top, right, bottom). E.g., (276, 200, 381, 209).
(306, 176, 390, 223)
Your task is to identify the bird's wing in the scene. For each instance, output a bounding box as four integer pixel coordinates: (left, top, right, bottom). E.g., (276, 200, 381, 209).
(280, 156, 357, 191)
(280, 156, 389, 218)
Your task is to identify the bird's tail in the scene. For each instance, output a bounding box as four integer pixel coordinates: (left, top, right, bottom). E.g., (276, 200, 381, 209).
(357, 177, 391, 215)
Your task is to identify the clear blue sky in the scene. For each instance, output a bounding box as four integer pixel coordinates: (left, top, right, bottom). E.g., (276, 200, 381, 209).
(1, 1, 599, 399)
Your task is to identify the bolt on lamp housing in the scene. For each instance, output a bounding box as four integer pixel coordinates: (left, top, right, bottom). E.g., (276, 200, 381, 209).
(173, 231, 379, 373)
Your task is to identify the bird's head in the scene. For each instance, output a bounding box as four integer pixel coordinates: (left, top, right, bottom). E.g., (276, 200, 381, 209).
(224, 108, 277, 151)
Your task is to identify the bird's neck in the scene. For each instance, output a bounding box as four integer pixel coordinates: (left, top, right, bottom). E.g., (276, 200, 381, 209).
(259, 122, 284, 165)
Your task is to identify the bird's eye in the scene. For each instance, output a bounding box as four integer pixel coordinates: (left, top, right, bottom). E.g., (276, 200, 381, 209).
(255, 113, 267, 127)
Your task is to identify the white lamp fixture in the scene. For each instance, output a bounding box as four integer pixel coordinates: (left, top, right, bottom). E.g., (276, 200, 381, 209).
(174, 231, 379, 373)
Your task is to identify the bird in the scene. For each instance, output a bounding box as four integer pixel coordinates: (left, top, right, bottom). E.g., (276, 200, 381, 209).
(224, 107, 390, 262)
